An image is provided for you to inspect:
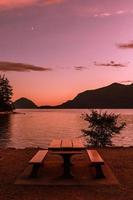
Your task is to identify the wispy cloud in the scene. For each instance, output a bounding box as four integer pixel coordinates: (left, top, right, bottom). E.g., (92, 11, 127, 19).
(94, 10, 130, 18)
(97, 12, 112, 17)
(0, 62, 52, 72)
(74, 4, 132, 18)
(94, 61, 127, 68)
(0, 1, 132, 16)
(94, 12, 112, 18)
(0, 0, 64, 10)
(117, 41, 133, 49)
(73, 66, 88, 71)
(0, 0, 37, 10)
(116, 10, 128, 15)
(43, 0, 64, 5)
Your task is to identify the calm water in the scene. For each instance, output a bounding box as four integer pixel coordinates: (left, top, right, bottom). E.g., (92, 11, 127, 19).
(0, 109, 133, 149)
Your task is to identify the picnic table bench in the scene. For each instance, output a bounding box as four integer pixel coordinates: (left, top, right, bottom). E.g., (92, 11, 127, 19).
(87, 150, 105, 178)
(29, 150, 48, 178)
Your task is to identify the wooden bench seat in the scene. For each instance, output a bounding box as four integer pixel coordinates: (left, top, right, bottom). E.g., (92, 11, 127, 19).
(87, 150, 105, 179)
(29, 150, 48, 178)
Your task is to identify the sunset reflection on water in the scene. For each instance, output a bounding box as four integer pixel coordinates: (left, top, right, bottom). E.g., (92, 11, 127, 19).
(0, 109, 133, 148)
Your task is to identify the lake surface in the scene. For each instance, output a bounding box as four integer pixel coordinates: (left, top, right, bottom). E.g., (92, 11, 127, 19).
(0, 109, 133, 149)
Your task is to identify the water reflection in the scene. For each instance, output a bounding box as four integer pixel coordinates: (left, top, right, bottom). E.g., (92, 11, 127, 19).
(0, 114, 11, 148)
(0, 109, 133, 148)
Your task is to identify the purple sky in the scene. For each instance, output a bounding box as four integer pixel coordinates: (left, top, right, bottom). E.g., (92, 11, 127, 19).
(0, 0, 133, 105)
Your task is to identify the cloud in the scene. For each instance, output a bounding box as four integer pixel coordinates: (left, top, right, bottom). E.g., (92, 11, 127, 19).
(99, 13, 112, 17)
(94, 12, 112, 17)
(0, 0, 64, 10)
(94, 10, 130, 18)
(94, 61, 127, 68)
(73, 66, 88, 71)
(116, 10, 127, 15)
(0, 0, 38, 10)
(117, 41, 133, 49)
(0, 61, 52, 72)
(74, 4, 132, 18)
(120, 80, 133, 84)
(43, 0, 64, 5)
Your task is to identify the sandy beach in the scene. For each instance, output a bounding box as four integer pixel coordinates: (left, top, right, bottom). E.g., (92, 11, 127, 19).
(0, 147, 132, 200)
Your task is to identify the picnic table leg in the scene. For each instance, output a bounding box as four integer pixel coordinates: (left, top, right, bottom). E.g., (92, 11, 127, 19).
(30, 164, 41, 178)
(94, 165, 105, 179)
(61, 154, 73, 178)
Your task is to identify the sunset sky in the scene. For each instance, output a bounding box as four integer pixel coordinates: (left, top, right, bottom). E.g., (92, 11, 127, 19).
(0, 0, 133, 106)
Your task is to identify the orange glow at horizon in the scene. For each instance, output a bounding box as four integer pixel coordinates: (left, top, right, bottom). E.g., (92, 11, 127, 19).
(12, 92, 74, 106)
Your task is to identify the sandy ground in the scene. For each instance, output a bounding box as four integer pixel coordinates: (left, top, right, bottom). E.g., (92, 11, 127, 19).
(0, 147, 133, 200)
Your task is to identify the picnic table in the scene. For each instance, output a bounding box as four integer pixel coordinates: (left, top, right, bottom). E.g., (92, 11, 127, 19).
(48, 139, 85, 178)
(29, 139, 105, 179)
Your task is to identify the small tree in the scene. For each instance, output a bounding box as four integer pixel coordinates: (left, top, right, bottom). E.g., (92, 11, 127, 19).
(0, 75, 14, 111)
(82, 110, 126, 147)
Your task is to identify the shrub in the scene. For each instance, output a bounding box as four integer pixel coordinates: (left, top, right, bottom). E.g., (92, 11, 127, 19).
(82, 110, 126, 147)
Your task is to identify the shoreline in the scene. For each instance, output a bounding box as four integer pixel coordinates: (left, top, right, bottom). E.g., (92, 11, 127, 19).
(0, 111, 14, 114)
(0, 146, 133, 150)
(0, 111, 24, 115)
(0, 146, 133, 149)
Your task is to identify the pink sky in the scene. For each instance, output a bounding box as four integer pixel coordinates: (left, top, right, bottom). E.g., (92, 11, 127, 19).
(0, 0, 133, 106)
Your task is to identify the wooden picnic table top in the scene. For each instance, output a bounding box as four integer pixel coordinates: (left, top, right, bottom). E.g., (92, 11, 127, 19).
(48, 138, 85, 151)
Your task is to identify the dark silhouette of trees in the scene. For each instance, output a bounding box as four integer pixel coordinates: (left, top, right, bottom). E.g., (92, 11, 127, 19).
(0, 75, 14, 111)
(82, 110, 126, 147)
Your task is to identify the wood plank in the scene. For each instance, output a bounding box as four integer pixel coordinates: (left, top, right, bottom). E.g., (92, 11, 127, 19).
(61, 139, 73, 148)
(87, 150, 104, 164)
(72, 139, 84, 149)
(48, 139, 62, 149)
(50, 150, 83, 155)
(29, 150, 48, 164)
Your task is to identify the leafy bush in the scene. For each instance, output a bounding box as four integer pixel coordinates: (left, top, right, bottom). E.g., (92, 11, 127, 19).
(82, 110, 126, 147)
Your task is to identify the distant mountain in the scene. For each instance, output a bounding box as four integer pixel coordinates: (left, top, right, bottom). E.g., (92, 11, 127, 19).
(16, 83, 133, 109)
(14, 97, 37, 109)
(41, 83, 133, 108)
